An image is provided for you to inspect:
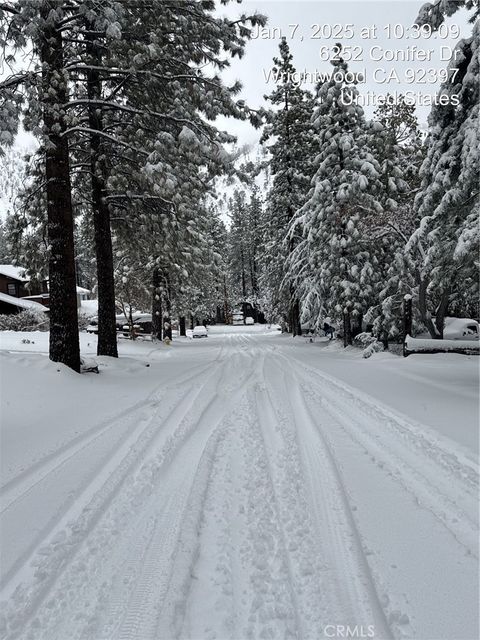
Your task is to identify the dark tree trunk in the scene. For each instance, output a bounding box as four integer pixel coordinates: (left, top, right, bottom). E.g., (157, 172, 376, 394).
(435, 289, 450, 339)
(163, 272, 172, 340)
(352, 313, 363, 339)
(85, 27, 118, 357)
(40, 2, 80, 372)
(240, 245, 247, 300)
(418, 276, 438, 338)
(382, 332, 389, 350)
(403, 295, 413, 340)
(190, 314, 194, 330)
(179, 316, 186, 336)
(223, 275, 230, 324)
(343, 311, 352, 347)
(291, 298, 302, 336)
(288, 282, 302, 337)
(152, 267, 162, 340)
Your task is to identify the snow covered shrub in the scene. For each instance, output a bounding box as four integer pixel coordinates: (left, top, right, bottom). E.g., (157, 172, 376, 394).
(354, 332, 384, 359)
(0, 309, 49, 332)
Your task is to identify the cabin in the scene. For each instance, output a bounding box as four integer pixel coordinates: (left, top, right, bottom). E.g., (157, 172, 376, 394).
(23, 286, 91, 310)
(0, 265, 47, 315)
(0, 264, 91, 314)
(0, 265, 31, 299)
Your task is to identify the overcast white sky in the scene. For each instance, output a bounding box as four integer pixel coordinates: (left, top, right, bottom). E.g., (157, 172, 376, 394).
(215, 0, 472, 148)
(12, 0, 473, 153)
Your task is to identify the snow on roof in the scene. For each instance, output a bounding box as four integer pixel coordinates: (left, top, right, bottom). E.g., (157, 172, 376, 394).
(0, 264, 29, 281)
(76, 286, 91, 294)
(0, 291, 46, 311)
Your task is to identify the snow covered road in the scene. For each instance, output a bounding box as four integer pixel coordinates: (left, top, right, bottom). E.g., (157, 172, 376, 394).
(0, 329, 478, 640)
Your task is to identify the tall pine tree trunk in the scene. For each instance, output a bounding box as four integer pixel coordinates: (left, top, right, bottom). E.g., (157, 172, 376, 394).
(223, 274, 230, 324)
(86, 28, 118, 357)
(40, 2, 80, 372)
(292, 297, 302, 336)
(343, 311, 352, 347)
(435, 289, 450, 339)
(152, 267, 162, 340)
(163, 273, 172, 340)
(418, 276, 439, 338)
(179, 316, 186, 336)
(288, 282, 302, 337)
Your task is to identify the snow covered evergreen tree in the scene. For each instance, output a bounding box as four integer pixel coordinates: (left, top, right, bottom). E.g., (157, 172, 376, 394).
(1, 1, 266, 364)
(407, 1, 479, 337)
(1, 1, 81, 371)
(261, 39, 315, 334)
(364, 97, 425, 342)
(287, 48, 384, 341)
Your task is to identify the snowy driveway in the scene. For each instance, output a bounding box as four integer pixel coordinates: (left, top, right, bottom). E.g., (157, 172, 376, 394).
(0, 329, 478, 640)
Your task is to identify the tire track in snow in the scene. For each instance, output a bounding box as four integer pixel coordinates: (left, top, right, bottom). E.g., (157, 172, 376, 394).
(0, 356, 230, 640)
(0, 356, 215, 499)
(273, 350, 478, 639)
(149, 348, 264, 640)
(14, 340, 257, 640)
(177, 356, 306, 640)
(252, 365, 324, 639)
(279, 352, 478, 557)
(266, 357, 394, 639)
(0, 359, 220, 593)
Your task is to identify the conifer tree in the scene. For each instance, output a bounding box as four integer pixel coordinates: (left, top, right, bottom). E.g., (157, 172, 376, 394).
(287, 48, 384, 340)
(407, 2, 479, 337)
(261, 39, 315, 334)
(1, 1, 80, 371)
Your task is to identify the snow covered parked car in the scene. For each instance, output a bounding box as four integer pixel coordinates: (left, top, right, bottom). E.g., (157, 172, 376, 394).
(192, 325, 208, 338)
(245, 316, 254, 325)
(443, 317, 479, 340)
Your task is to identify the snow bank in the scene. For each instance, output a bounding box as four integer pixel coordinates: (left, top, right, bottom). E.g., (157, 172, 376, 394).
(405, 334, 480, 354)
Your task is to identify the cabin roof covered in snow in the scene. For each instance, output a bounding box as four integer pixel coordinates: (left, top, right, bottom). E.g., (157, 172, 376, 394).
(0, 291, 46, 311)
(0, 265, 28, 281)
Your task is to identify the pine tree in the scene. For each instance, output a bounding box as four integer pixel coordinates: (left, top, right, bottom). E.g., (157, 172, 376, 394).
(363, 96, 425, 342)
(1, 1, 267, 363)
(1, 1, 81, 371)
(287, 47, 384, 341)
(261, 39, 315, 334)
(407, 3, 479, 337)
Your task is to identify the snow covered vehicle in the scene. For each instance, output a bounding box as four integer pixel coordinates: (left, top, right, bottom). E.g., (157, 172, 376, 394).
(192, 325, 208, 338)
(86, 317, 99, 334)
(232, 311, 244, 325)
(443, 317, 479, 340)
(117, 313, 152, 337)
(245, 316, 254, 325)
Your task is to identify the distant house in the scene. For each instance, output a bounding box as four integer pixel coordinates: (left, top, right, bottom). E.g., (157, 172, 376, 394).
(0, 291, 46, 315)
(0, 264, 31, 299)
(22, 286, 91, 309)
(0, 264, 91, 314)
(0, 265, 47, 315)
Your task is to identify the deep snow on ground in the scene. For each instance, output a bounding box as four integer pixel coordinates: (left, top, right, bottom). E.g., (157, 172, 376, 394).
(0, 326, 478, 640)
